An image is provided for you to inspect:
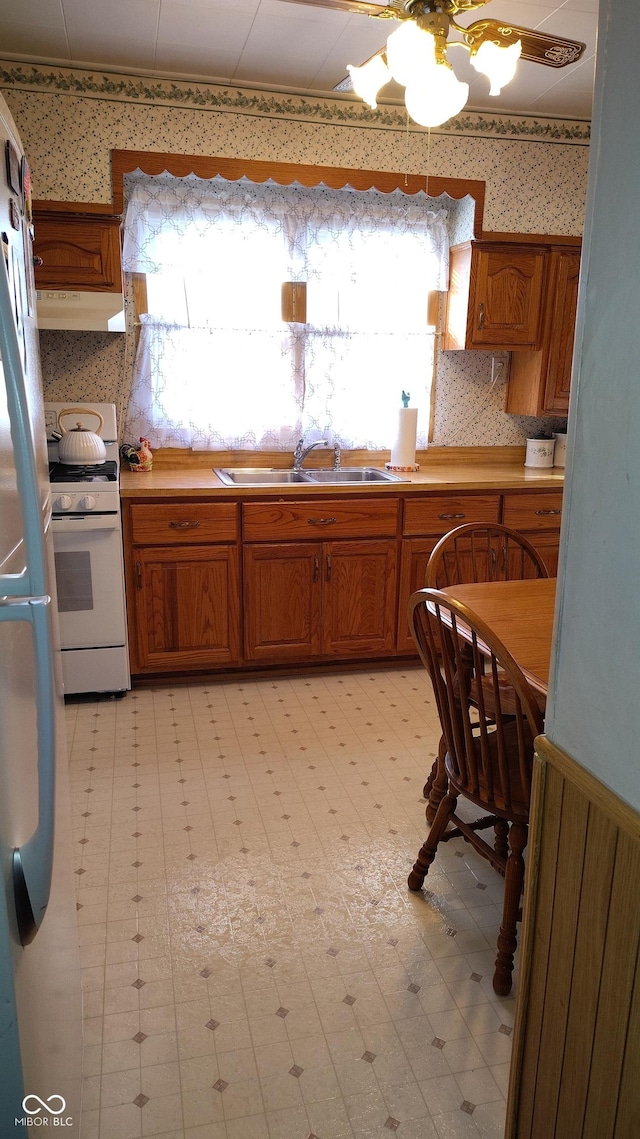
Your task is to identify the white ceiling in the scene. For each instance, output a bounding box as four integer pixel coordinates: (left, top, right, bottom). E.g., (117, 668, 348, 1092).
(0, 0, 598, 119)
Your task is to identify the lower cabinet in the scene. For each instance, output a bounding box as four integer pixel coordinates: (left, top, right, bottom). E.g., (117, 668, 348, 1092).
(396, 489, 563, 654)
(132, 544, 241, 671)
(123, 486, 562, 677)
(502, 491, 563, 577)
(124, 500, 241, 674)
(243, 539, 397, 663)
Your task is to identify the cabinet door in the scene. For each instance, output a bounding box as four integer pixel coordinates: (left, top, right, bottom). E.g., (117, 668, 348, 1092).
(322, 540, 397, 657)
(471, 247, 546, 349)
(542, 250, 581, 414)
(244, 543, 321, 662)
(133, 545, 240, 671)
(526, 532, 561, 577)
(397, 538, 437, 654)
(33, 214, 122, 292)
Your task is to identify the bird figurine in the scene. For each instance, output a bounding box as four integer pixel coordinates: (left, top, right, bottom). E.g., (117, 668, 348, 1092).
(134, 438, 153, 472)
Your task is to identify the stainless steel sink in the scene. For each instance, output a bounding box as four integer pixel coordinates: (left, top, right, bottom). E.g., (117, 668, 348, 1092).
(304, 467, 408, 484)
(214, 468, 310, 486)
(214, 466, 409, 486)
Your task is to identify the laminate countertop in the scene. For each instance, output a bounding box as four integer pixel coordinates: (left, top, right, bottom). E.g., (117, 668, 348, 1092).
(119, 448, 565, 499)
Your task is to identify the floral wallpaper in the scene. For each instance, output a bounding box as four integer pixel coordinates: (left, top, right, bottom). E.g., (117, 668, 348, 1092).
(2, 61, 589, 447)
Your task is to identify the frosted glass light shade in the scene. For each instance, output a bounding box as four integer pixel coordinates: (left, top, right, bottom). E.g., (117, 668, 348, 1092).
(347, 54, 392, 109)
(386, 21, 436, 88)
(471, 38, 522, 95)
(404, 62, 469, 128)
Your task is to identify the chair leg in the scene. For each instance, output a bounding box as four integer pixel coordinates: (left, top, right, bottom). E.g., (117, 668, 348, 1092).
(425, 735, 448, 824)
(494, 818, 509, 864)
(493, 821, 528, 996)
(408, 788, 458, 892)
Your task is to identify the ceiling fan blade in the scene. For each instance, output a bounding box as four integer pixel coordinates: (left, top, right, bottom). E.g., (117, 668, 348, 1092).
(466, 19, 586, 68)
(277, 0, 402, 17)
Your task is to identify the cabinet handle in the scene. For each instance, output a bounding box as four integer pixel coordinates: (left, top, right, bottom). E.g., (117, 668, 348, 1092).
(307, 517, 337, 526)
(169, 519, 201, 529)
(313, 554, 319, 583)
(326, 554, 332, 582)
(477, 302, 485, 331)
(534, 509, 562, 516)
(438, 512, 466, 520)
(135, 560, 142, 589)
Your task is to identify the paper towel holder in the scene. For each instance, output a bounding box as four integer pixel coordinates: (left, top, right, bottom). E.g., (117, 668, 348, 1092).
(386, 393, 420, 473)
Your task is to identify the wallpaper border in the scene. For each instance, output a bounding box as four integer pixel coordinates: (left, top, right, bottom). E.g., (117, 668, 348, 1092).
(0, 61, 591, 145)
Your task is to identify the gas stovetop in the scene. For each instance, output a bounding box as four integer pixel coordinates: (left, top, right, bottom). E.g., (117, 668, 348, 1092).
(49, 460, 118, 484)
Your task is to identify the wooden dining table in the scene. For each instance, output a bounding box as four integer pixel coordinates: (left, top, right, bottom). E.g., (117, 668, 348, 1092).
(439, 576, 557, 698)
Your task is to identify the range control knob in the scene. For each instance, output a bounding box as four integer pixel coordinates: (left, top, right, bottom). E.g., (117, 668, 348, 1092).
(79, 495, 97, 511)
(55, 494, 73, 512)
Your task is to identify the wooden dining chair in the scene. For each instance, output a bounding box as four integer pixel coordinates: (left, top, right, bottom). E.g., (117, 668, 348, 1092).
(425, 521, 550, 590)
(407, 587, 544, 996)
(422, 523, 549, 821)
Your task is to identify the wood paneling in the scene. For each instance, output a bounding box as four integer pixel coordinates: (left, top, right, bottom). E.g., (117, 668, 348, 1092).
(507, 736, 640, 1138)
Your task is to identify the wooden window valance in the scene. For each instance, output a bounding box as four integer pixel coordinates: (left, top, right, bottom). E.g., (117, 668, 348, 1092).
(34, 150, 487, 238)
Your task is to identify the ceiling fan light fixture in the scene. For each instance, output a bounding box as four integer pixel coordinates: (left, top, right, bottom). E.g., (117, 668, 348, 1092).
(404, 61, 469, 128)
(470, 36, 522, 95)
(346, 53, 392, 108)
(385, 19, 436, 87)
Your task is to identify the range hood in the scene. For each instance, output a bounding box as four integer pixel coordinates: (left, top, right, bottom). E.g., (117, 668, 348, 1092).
(36, 290, 125, 332)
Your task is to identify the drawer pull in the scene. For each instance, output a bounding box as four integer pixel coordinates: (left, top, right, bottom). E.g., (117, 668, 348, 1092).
(438, 512, 466, 520)
(168, 520, 201, 529)
(534, 509, 562, 516)
(478, 302, 485, 331)
(307, 517, 337, 526)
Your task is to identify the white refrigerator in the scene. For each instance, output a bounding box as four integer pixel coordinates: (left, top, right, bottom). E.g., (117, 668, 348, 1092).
(0, 96, 82, 1130)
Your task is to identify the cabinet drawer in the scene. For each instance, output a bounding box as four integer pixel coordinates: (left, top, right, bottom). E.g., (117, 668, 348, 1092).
(502, 492, 563, 531)
(403, 495, 501, 536)
(243, 498, 399, 540)
(129, 502, 238, 544)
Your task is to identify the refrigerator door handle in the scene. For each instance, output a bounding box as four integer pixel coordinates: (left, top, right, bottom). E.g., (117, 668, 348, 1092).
(0, 595, 56, 945)
(0, 248, 48, 600)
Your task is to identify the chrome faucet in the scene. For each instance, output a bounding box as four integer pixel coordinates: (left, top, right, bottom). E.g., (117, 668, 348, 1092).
(293, 438, 328, 470)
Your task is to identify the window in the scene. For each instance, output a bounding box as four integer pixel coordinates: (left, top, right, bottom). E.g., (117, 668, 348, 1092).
(122, 174, 448, 451)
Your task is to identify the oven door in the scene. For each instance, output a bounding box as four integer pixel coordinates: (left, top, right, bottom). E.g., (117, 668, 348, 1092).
(51, 513, 127, 649)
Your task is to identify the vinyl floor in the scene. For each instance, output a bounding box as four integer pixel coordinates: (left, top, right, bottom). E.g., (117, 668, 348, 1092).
(67, 666, 514, 1139)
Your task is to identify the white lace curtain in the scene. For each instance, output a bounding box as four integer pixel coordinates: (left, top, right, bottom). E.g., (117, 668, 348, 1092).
(122, 173, 449, 450)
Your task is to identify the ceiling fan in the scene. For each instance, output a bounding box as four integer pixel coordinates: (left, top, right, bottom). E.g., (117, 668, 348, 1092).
(279, 0, 587, 127)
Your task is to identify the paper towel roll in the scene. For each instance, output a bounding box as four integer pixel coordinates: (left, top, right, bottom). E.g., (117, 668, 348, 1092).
(390, 407, 418, 467)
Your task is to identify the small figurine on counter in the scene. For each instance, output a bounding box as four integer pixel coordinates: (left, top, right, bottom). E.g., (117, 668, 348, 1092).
(135, 438, 153, 472)
(120, 439, 153, 472)
(401, 390, 410, 408)
(120, 443, 140, 468)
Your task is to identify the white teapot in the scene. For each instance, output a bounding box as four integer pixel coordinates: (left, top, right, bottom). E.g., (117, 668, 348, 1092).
(57, 407, 107, 465)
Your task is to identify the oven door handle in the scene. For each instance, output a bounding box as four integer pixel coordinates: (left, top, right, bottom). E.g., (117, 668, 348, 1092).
(0, 595, 55, 946)
(52, 514, 121, 533)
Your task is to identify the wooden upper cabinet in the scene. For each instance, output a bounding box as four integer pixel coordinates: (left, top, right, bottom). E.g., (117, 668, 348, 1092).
(33, 211, 122, 292)
(443, 241, 547, 351)
(506, 249, 581, 416)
